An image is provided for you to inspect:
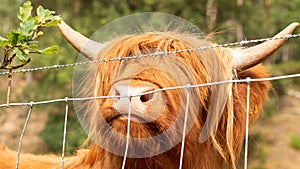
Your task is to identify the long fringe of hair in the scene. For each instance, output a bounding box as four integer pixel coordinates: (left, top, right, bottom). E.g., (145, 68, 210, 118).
(72, 31, 270, 169)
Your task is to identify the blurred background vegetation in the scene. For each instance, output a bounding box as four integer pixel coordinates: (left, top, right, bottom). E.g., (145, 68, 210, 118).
(0, 0, 300, 168)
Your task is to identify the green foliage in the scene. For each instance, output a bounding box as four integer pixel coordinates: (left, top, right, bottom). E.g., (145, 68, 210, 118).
(0, 1, 61, 70)
(241, 133, 269, 168)
(269, 61, 300, 93)
(258, 146, 268, 164)
(39, 103, 87, 154)
(264, 95, 278, 117)
(290, 133, 300, 150)
(18, 1, 33, 21)
(252, 166, 268, 169)
(270, 60, 300, 76)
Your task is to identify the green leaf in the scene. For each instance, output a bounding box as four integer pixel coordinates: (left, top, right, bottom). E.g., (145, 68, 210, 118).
(0, 35, 6, 41)
(19, 19, 36, 36)
(44, 16, 62, 27)
(36, 5, 54, 17)
(17, 1, 33, 21)
(16, 34, 29, 44)
(29, 43, 38, 50)
(0, 36, 7, 48)
(38, 45, 59, 55)
(6, 31, 20, 45)
(0, 41, 7, 48)
(35, 6, 61, 27)
(36, 6, 55, 23)
(13, 48, 29, 63)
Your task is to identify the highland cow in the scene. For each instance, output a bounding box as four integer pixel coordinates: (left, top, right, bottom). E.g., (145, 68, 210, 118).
(0, 14, 299, 169)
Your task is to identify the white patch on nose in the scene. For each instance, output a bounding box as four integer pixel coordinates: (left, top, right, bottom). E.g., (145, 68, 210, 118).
(112, 83, 165, 123)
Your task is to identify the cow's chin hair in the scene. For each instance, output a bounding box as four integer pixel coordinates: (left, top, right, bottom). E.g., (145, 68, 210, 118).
(100, 110, 177, 140)
(89, 106, 185, 157)
(108, 118, 160, 138)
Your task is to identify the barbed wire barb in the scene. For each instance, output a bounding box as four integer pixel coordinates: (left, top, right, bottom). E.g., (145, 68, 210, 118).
(0, 33, 299, 76)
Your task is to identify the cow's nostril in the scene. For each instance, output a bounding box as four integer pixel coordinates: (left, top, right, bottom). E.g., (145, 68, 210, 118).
(114, 89, 120, 96)
(140, 93, 154, 102)
(112, 88, 121, 100)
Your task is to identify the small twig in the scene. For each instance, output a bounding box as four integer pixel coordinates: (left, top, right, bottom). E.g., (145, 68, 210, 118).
(6, 69, 12, 108)
(0, 47, 10, 69)
(12, 58, 31, 69)
(8, 52, 17, 63)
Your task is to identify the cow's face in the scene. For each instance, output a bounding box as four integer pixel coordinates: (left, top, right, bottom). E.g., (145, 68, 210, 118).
(59, 14, 299, 159)
(87, 33, 220, 157)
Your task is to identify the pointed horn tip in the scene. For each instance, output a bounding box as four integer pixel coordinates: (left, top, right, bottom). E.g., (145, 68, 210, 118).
(232, 22, 299, 71)
(57, 20, 63, 26)
(57, 20, 69, 32)
(289, 22, 300, 33)
(56, 20, 103, 60)
(289, 22, 300, 28)
(57, 20, 66, 26)
(286, 22, 300, 31)
(279, 22, 300, 35)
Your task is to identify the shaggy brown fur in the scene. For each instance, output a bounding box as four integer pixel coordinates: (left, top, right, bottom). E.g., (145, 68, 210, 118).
(0, 32, 270, 169)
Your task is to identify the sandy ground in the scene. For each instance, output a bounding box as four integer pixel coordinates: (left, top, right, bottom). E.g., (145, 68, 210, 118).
(0, 74, 49, 154)
(248, 94, 300, 169)
(0, 106, 49, 153)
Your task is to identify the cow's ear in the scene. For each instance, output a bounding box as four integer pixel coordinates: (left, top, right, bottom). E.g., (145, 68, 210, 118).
(231, 22, 299, 71)
(57, 21, 103, 60)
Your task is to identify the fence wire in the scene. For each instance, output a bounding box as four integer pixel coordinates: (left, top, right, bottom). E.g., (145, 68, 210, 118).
(0, 33, 300, 76)
(1, 73, 300, 169)
(0, 33, 299, 169)
(244, 78, 251, 169)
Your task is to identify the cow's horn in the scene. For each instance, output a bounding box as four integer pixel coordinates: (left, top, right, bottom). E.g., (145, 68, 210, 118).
(57, 21, 103, 60)
(232, 22, 299, 71)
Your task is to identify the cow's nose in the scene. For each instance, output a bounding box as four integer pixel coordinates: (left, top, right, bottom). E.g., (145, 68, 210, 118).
(113, 85, 155, 103)
(112, 83, 165, 122)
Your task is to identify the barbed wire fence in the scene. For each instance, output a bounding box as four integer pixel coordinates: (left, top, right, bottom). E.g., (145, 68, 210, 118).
(0, 33, 300, 169)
